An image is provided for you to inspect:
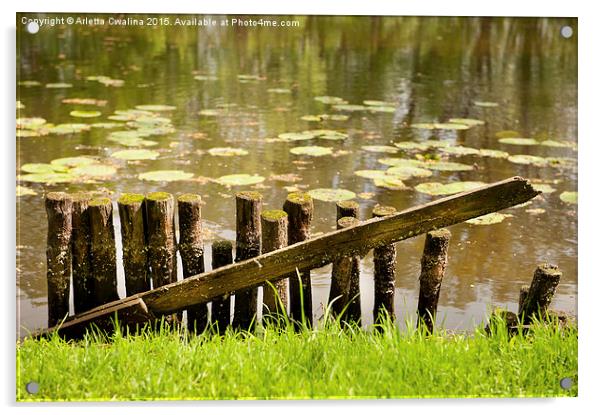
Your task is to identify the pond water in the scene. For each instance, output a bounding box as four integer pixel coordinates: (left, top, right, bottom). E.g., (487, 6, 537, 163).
(16, 15, 577, 334)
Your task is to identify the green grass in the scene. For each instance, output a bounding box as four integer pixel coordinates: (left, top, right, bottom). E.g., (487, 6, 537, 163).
(16, 316, 577, 401)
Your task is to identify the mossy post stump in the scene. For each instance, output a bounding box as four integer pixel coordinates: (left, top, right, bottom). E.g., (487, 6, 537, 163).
(232, 191, 262, 330)
(416, 228, 451, 333)
(283, 192, 314, 327)
(336, 200, 359, 221)
(45, 192, 73, 327)
(88, 197, 119, 309)
(372, 205, 397, 325)
(177, 194, 208, 333)
(211, 240, 234, 333)
(261, 210, 288, 324)
(71, 192, 92, 314)
(520, 264, 562, 324)
(145, 192, 179, 324)
(518, 284, 530, 316)
(330, 216, 362, 325)
(118, 194, 149, 297)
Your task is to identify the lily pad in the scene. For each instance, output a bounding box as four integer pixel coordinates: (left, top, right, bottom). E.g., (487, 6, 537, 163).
(507, 155, 548, 166)
(194, 75, 218, 81)
(423, 160, 475, 171)
(308, 129, 348, 140)
(19, 172, 77, 184)
(215, 174, 265, 186)
(393, 141, 430, 151)
(448, 118, 485, 126)
(495, 130, 521, 139)
(532, 184, 556, 194)
(21, 163, 64, 174)
(415, 181, 485, 196)
(479, 149, 509, 158)
(439, 146, 480, 156)
(540, 140, 575, 149)
(363, 100, 396, 107)
(290, 146, 333, 156)
(17, 117, 47, 130)
(45, 83, 73, 89)
(198, 109, 223, 117)
(17, 130, 43, 138)
(498, 138, 539, 146)
(300, 114, 350, 122)
(474, 101, 499, 107)
(378, 158, 427, 168)
(559, 191, 577, 204)
(91, 122, 123, 129)
(466, 212, 513, 225)
(139, 170, 194, 182)
(410, 123, 469, 130)
(367, 106, 396, 113)
(361, 145, 399, 154)
(386, 165, 433, 179)
(111, 149, 160, 161)
(48, 124, 91, 135)
(373, 177, 407, 190)
(16, 185, 37, 196)
(108, 136, 158, 147)
(314, 96, 348, 105)
(307, 188, 356, 202)
(208, 147, 249, 157)
(51, 156, 97, 169)
(62, 98, 107, 106)
(268, 88, 292, 94)
(135, 105, 176, 112)
(354, 170, 392, 180)
(18, 81, 41, 87)
(70, 110, 102, 118)
(332, 104, 367, 112)
(71, 164, 117, 177)
(278, 132, 315, 141)
(546, 157, 577, 168)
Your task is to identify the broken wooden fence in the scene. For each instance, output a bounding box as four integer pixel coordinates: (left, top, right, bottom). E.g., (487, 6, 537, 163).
(38, 176, 550, 339)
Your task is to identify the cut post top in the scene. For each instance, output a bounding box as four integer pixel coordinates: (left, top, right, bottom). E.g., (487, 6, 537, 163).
(261, 209, 288, 221)
(236, 191, 263, 202)
(146, 192, 173, 202)
(71, 191, 93, 203)
(177, 193, 202, 204)
(118, 193, 145, 205)
(338, 216, 361, 229)
(88, 197, 112, 207)
(373, 204, 397, 218)
(285, 192, 313, 206)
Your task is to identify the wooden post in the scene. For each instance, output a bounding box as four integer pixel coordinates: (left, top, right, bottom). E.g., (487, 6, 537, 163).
(372, 205, 397, 325)
(88, 197, 119, 309)
(283, 192, 314, 327)
(520, 264, 562, 323)
(45, 192, 73, 327)
(232, 191, 262, 330)
(117, 194, 149, 296)
(261, 210, 288, 323)
(177, 194, 207, 333)
(416, 228, 451, 333)
(211, 240, 234, 333)
(336, 200, 359, 221)
(517, 284, 530, 317)
(71, 192, 92, 314)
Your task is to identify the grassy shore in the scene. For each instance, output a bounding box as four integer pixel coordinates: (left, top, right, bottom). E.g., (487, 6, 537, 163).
(16, 316, 577, 401)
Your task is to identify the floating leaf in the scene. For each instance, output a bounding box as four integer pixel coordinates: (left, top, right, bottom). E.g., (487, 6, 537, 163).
(51, 156, 97, 169)
(448, 118, 485, 126)
(314, 96, 348, 105)
(17, 117, 46, 130)
(267, 88, 292, 94)
(532, 184, 556, 194)
(415, 181, 485, 196)
(198, 109, 222, 117)
(467, 212, 513, 225)
(373, 177, 407, 190)
(507, 155, 548, 166)
(48, 123, 91, 135)
(361, 145, 399, 154)
(62, 98, 107, 106)
(71, 164, 117, 177)
(378, 158, 426, 168)
(546, 157, 577, 168)
(108, 136, 158, 147)
(368, 106, 396, 113)
(194, 75, 218, 81)
(139, 170, 194, 182)
(410, 123, 469, 130)
(439, 146, 480, 156)
(301, 114, 348, 122)
(16, 185, 37, 196)
(208, 147, 249, 157)
(91, 122, 123, 129)
(308, 129, 348, 140)
(135, 105, 176, 112)
(354, 170, 392, 180)
(111, 149, 160, 161)
(479, 149, 509, 158)
(393, 141, 430, 151)
(215, 174, 265, 186)
(307, 188, 356, 202)
(495, 130, 521, 139)
(498, 138, 539, 145)
(16, 101, 25, 109)
(474, 101, 499, 107)
(290, 146, 333, 156)
(45, 83, 73, 89)
(17, 130, 43, 138)
(70, 110, 102, 118)
(540, 140, 575, 149)
(21, 163, 64, 174)
(278, 132, 315, 141)
(559, 191, 577, 204)
(424, 161, 474, 171)
(18, 81, 41, 87)
(19, 172, 77, 184)
(332, 104, 367, 112)
(363, 100, 396, 107)
(386, 165, 433, 179)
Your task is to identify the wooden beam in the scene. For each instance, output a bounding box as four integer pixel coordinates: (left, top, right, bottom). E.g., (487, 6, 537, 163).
(37, 176, 539, 338)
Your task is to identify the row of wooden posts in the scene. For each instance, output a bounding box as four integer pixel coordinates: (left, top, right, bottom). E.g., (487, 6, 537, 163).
(44, 183, 560, 335)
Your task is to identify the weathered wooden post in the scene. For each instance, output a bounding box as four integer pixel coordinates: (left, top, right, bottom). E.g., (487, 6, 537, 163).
(211, 240, 234, 333)
(71, 192, 92, 314)
(520, 264, 562, 323)
(145, 192, 178, 324)
(416, 228, 451, 333)
(372, 205, 397, 325)
(177, 194, 207, 333)
(45, 192, 73, 327)
(232, 191, 262, 330)
(517, 284, 530, 317)
(88, 197, 119, 309)
(261, 210, 288, 324)
(118, 194, 149, 296)
(336, 200, 359, 221)
(283, 192, 314, 327)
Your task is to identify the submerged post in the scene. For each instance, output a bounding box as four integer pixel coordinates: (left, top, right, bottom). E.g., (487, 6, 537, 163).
(145, 192, 178, 324)
(71, 192, 92, 314)
(372, 205, 397, 325)
(416, 228, 451, 333)
(88, 197, 119, 309)
(520, 264, 562, 323)
(177, 194, 207, 333)
(283, 192, 314, 327)
(261, 210, 289, 324)
(211, 240, 234, 333)
(45, 192, 73, 327)
(232, 191, 262, 330)
(118, 194, 149, 296)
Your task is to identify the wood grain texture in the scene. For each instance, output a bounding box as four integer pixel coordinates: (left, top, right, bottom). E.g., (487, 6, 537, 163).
(71, 192, 92, 314)
(118, 194, 149, 296)
(261, 210, 288, 320)
(372, 205, 397, 325)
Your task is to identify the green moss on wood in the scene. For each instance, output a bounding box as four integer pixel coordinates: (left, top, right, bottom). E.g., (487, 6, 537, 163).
(428, 228, 452, 239)
(336, 200, 359, 210)
(46, 192, 70, 202)
(261, 210, 288, 221)
(146, 192, 172, 202)
(236, 191, 262, 201)
(177, 193, 202, 203)
(337, 217, 360, 228)
(286, 192, 312, 205)
(118, 193, 145, 205)
(89, 197, 112, 207)
(71, 192, 92, 202)
(373, 205, 397, 217)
